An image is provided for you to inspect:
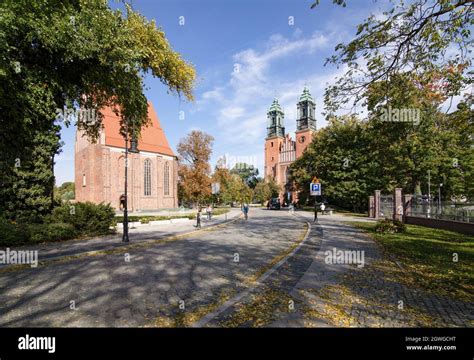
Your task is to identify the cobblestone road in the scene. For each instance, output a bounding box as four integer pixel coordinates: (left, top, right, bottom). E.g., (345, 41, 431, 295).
(0, 209, 305, 326)
(1, 209, 472, 327)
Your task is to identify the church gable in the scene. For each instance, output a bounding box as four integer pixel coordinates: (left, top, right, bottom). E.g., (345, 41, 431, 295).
(75, 100, 178, 211)
(100, 102, 175, 157)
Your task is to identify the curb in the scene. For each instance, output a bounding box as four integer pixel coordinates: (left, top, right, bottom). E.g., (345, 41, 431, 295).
(191, 212, 312, 327)
(0, 212, 243, 273)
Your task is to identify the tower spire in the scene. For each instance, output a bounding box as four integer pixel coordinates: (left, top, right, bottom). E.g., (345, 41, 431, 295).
(296, 87, 316, 131)
(266, 98, 285, 138)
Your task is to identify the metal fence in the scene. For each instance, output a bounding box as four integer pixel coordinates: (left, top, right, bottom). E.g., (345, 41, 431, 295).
(379, 195, 393, 219)
(410, 196, 474, 223)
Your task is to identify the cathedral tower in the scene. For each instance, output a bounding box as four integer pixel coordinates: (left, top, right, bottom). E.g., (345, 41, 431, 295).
(264, 98, 285, 181)
(295, 87, 316, 158)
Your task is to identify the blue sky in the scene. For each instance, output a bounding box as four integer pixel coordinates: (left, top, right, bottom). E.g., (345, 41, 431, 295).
(55, 0, 393, 185)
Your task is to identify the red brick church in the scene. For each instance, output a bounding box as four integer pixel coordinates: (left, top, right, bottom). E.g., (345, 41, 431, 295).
(264, 87, 316, 203)
(75, 102, 178, 212)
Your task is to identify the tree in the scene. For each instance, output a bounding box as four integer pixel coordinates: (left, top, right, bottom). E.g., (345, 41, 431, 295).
(230, 163, 259, 188)
(55, 182, 75, 203)
(300, 0, 473, 209)
(311, 0, 346, 8)
(320, 0, 472, 113)
(0, 0, 196, 220)
(267, 178, 282, 198)
(211, 165, 233, 205)
(253, 182, 271, 205)
(290, 93, 473, 210)
(212, 164, 253, 205)
(177, 131, 214, 205)
(253, 178, 282, 205)
(290, 115, 376, 212)
(437, 94, 474, 200)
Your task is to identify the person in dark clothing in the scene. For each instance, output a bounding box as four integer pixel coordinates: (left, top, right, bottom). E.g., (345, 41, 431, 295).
(242, 203, 249, 220)
(195, 207, 202, 229)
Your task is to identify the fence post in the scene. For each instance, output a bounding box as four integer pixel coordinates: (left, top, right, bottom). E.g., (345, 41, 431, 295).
(403, 194, 413, 224)
(374, 190, 381, 219)
(368, 196, 375, 218)
(393, 188, 403, 222)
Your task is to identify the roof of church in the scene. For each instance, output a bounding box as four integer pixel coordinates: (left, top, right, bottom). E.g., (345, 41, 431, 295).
(100, 102, 175, 157)
(268, 98, 284, 113)
(299, 87, 314, 103)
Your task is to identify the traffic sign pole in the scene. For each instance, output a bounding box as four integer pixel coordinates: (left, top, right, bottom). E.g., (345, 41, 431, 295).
(310, 178, 322, 222)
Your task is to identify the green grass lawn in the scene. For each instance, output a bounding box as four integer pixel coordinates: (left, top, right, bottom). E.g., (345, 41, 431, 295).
(349, 221, 474, 301)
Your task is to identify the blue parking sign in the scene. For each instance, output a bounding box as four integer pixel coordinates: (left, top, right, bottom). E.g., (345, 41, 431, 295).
(310, 182, 321, 196)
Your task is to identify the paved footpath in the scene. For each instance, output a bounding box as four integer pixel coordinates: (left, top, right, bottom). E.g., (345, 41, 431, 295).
(0, 209, 306, 327)
(285, 212, 473, 327)
(1, 209, 241, 264)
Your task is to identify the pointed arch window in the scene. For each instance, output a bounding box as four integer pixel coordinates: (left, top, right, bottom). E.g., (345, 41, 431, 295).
(144, 159, 152, 196)
(164, 162, 170, 196)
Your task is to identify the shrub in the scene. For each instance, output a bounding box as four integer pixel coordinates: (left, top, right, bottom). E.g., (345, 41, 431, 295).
(52, 201, 115, 236)
(0, 218, 30, 246)
(375, 219, 407, 234)
(27, 223, 78, 244)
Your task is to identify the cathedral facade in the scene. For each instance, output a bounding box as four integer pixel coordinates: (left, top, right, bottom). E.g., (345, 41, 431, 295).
(264, 87, 317, 203)
(75, 102, 178, 212)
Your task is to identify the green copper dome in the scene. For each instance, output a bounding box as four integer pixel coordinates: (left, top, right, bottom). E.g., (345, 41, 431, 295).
(267, 98, 284, 114)
(299, 87, 314, 103)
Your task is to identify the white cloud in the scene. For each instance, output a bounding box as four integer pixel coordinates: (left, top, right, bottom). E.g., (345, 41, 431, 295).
(193, 30, 351, 176)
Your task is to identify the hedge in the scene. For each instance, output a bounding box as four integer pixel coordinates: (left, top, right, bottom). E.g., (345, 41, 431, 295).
(0, 202, 115, 247)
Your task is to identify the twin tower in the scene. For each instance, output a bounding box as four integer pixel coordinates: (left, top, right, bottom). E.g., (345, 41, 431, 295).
(264, 87, 317, 202)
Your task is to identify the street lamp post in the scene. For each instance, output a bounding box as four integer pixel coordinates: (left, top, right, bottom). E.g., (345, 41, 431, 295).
(122, 118, 139, 243)
(122, 128, 130, 243)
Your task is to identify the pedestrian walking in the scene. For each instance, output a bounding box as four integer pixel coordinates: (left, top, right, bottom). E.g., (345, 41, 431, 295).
(206, 204, 212, 220)
(195, 207, 202, 229)
(289, 203, 295, 214)
(320, 202, 326, 215)
(242, 203, 249, 220)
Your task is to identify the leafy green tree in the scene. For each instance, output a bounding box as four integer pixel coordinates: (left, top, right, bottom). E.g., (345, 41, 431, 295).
(267, 178, 282, 198)
(290, 93, 473, 210)
(311, 0, 346, 8)
(54, 182, 75, 203)
(211, 165, 233, 205)
(230, 163, 259, 188)
(253, 178, 282, 205)
(299, 0, 473, 209)
(0, 0, 196, 220)
(290, 115, 376, 212)
(253, 181, 271, 205)
(437, 94, 474, 200)
(321, 0, 472, 113)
